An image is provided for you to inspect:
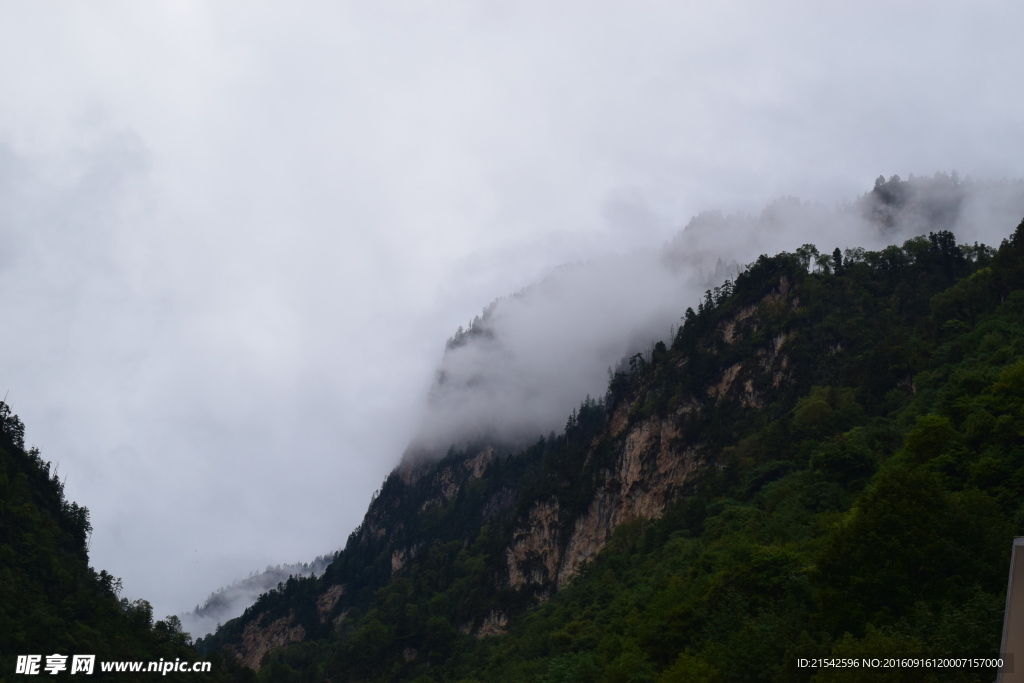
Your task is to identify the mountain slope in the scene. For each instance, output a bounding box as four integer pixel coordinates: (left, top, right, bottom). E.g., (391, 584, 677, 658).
(203, 218, 1024, 682)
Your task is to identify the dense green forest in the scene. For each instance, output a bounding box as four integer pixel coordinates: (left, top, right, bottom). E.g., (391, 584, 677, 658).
(198, 218, 1024, 682)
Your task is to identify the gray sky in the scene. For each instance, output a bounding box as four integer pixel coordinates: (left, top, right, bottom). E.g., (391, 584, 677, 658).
(1, 0, 1023, 620)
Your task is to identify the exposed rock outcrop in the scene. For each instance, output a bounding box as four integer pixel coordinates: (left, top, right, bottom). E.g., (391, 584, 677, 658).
(316, 584, 345, 623)
(502, 412, 703, 592)
(476, 610, 509, 638)
(420, 447, 495, 511)
(230, 611, 306, 670)
(506, 498, 561, 589)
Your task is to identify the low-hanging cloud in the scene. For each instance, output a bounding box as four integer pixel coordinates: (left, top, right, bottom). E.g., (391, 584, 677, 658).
(411, 174, 1024, 454)
(411, 251, 694, 453)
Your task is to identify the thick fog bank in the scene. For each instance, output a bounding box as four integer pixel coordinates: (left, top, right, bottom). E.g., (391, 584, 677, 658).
(410, 174, 1024, 455)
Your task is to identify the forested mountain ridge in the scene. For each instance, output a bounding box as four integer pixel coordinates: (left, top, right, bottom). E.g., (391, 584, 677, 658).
(0, 402, 253, 681)
(200, 216, 1024, 681)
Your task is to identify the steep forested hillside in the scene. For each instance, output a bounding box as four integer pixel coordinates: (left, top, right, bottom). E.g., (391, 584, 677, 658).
(0, 404, 248, 681)
(200, 219, 1024, 682)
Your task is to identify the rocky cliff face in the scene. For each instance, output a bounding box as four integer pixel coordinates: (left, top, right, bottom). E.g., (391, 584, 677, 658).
(229, 611, 307, 670)
(556, 418, 702, 588)
(502, 412, 700, 597)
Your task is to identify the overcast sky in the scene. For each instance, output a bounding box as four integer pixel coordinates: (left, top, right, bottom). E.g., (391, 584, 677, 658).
(2, 0, 1023, 621)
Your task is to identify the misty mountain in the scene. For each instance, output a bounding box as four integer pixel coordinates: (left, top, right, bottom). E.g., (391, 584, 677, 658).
(180, 554, 336, 642)
(198, 176, 1024, 681)
(6, 173, 1021, 680)
(411, 173, 1024, 454)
